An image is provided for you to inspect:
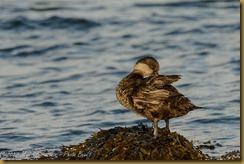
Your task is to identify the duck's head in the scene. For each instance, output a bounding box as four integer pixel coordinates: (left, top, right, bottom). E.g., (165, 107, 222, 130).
(133, 57, 159, 77)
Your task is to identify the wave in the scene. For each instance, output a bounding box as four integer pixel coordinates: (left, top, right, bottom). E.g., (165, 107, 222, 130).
(0, 44, 67, 58)
(134, 0, 239, 8)
(0, 16, 101, 31)
(32, 101, 58, 107)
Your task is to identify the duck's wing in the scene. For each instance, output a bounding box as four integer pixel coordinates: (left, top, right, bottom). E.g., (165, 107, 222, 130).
(155, 75, 181, 86)
(132, 75, 181, 109)
(133, 89, 169, 107)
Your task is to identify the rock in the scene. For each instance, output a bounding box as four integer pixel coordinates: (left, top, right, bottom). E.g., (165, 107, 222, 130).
(37, 123, 209, 160)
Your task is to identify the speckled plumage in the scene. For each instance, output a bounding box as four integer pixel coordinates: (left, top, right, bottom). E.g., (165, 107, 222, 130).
(116, 57, 200, 138)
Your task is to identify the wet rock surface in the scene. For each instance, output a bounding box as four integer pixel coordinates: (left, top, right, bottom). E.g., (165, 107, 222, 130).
(36, 123, 240, 160)
(37, 124, 212, 160)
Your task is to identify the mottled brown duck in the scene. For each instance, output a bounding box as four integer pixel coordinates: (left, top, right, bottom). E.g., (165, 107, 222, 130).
(116, 57, 200, 138)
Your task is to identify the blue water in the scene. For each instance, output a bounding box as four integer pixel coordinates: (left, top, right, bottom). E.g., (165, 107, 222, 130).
(0, 0, 240, 160)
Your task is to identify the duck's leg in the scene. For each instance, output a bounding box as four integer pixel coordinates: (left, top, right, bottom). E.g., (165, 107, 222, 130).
(165, 119, 170, 131)
(153, 121, 158, 139)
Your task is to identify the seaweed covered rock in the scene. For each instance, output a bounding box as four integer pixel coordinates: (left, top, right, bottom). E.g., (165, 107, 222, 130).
(38, 124, 209, 160)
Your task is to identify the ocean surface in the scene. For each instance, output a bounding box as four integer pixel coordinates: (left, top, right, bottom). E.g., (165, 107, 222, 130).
(0, 0, 240, 160)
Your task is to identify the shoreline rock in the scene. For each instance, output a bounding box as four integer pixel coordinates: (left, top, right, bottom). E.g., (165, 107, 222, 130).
(38, 124, 211, 160)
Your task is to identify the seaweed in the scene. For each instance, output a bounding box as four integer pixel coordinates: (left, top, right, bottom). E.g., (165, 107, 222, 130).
(37, 123, 210, 160)
(36, 123, 240, 160)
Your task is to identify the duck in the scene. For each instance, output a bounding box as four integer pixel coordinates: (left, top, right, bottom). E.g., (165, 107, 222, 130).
(116, 57, 200, 138)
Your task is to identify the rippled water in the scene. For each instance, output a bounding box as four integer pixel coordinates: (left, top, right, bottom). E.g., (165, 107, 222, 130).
(0, 0, 240, 160)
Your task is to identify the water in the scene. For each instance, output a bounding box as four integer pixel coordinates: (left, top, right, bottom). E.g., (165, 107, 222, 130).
(0, 0, 240, 160)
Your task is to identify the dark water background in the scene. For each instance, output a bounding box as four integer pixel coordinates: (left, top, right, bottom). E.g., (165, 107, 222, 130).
(0, 0, 240, 160)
